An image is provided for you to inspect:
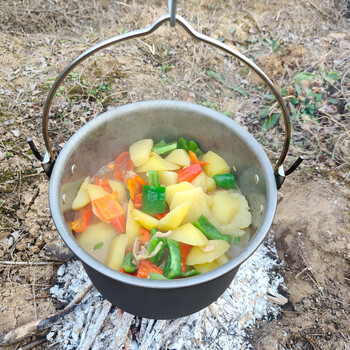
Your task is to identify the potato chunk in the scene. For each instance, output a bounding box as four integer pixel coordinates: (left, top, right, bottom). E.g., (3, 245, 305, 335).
(106, 234, 128, 271)
(86, 184, 109, 201)
(165, 181, 194, 206)
(186, 239, 230, 265)
(129, 138, 153, 167)
(191, 171, 207, 192)
(133, 209, 159, 230)
(72, 176, 91, 210)
(76, 222, 117, 263)
(165, 149, 190, 167)
(230, 193, 252, 228)
(170, 187, 211, 224)
(167, 223, 208, 246)
(158, 201, 190, 231)
(108, 179, 127, 203)
(193, 261, 218, 274)
(125, 200, 141, 250)
(158, 171, 178, 186)
(210, 190, 240, 225)
(135, 156, 179, 172)
(202, 151, 230, 177)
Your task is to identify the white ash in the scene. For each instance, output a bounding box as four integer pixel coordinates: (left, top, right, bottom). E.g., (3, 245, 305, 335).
(47, 233, 285, 349)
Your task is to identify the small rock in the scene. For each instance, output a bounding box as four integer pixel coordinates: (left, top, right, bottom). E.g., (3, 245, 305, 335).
(16, 242, 28, 251)
(11, 129, 20, 137)
(29, 245, 40, 254)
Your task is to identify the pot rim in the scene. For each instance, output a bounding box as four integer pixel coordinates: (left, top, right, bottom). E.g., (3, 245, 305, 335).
(49, 100, 277, 289)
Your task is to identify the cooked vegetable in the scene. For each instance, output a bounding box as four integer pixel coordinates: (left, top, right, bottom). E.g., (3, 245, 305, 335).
(210, 191, 240, 225)
(86, 184, 108, 201)
(125, 200, 141, 250)
(72, 177, 91, 210)
(158, 170, 178, 186)
(180, 243, 192, 272)
(189, 150, 208, 166)
(71, 206, 93, 233)
(152, 139, 177, 155)
(165, 149, 190, 167)
(149, 272, 168, 280)
(92, 191, 125, 222)
(167, 223, 208, 246)
(135, 156, 179, 172)
(122, 252, 138, 273)
(114, 151, 134, 181)
(165, 182, 194, 205)
(136, 259, 163, 278)
(165, 239, 182, 279)
(186, 239, 230, 265)
(108, 180, 127, 203)
(126, 175, 146, 200)
(213, 174, 237, 190)
(202, 151, 230, 177)
(111, 214, 126, 233)
(148, 236, 167, 265)
(193, 261, 218, 274)
(142, 185, 166, 214)
(71, 137, 252, 280)
(133, 209, 159, 230)
(106, 234, 128, 271)
(129, 138, 153, 167)
(193, 215, 232, 243)
(170, 187, 211, 224)
(178, 164, 202, 183)
(158, 201, 190, 231)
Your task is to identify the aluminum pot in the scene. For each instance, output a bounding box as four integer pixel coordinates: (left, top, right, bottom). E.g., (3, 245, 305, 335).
(29, 4, 302, 319)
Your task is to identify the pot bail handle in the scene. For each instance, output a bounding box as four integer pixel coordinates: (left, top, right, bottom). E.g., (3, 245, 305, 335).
(30, 6, 302, 186)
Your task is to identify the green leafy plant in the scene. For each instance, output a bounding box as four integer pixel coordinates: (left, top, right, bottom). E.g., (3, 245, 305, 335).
(260, 70, 342, 131)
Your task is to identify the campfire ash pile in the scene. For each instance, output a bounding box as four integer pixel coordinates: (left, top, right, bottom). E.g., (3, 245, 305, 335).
(47, 233, 286, 349)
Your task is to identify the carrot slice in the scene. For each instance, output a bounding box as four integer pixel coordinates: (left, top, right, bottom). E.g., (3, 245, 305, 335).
(180, 243, 192, 272)
(139, 228, 151, 244)
(177, 164, 202, 183)
(136, 259, 163, 278)
(133, 193, 143, 209)
(189, 150, 209, 166)
(155, 210, 169, 220)
(92, 191, 125, 222)
(114, 151, 135, 181)
(111, 215, 126, 233)
(126, 175, 146, 200)
(71, 207, 93, 233)
(99, 178, 112, 193)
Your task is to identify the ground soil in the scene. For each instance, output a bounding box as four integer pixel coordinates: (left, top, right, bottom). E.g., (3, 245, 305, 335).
(0, 0, 349, 349)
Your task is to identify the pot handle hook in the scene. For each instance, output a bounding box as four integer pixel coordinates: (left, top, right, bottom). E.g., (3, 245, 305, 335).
(30, 5, 302, 187)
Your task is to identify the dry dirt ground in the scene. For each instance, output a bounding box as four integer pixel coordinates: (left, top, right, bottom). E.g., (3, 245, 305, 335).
(0, 0, 349, 349)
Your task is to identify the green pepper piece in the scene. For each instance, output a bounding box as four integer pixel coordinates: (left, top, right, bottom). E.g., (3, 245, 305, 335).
(163, 250, 171, 277)
(234, 236, 241, 245)
(180, 269, 201, 278)
(187, 140, 204, 156)
(142, 185, 166, 214)
(121, 252, 137, 273)
(150, 227, 158, 238)
(149, 272, 168, 280)
(165, 239, 182, 279)
(213, 174, 237, 190)
(152, 140, 177, 155)
(193, 215, 232, 243)
(148, 236, 167, 266)
(177, 137, 188, 151)
(147, 170, 160, 187)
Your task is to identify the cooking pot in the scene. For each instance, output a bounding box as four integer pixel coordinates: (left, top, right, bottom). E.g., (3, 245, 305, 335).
(29, 1, 302, 319)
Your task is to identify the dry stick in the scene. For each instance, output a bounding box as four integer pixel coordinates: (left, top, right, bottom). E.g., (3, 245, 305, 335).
(0, 282, 93, 346)
(18, 337, 48, 350)
(0, 261, 61, 266)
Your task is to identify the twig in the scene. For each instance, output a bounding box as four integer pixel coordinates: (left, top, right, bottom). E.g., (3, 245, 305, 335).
(18, 337, 48, 350)
(305, 0, 335, 21)
(0, 282, 93, 346)
(0, 260, 61, 266)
